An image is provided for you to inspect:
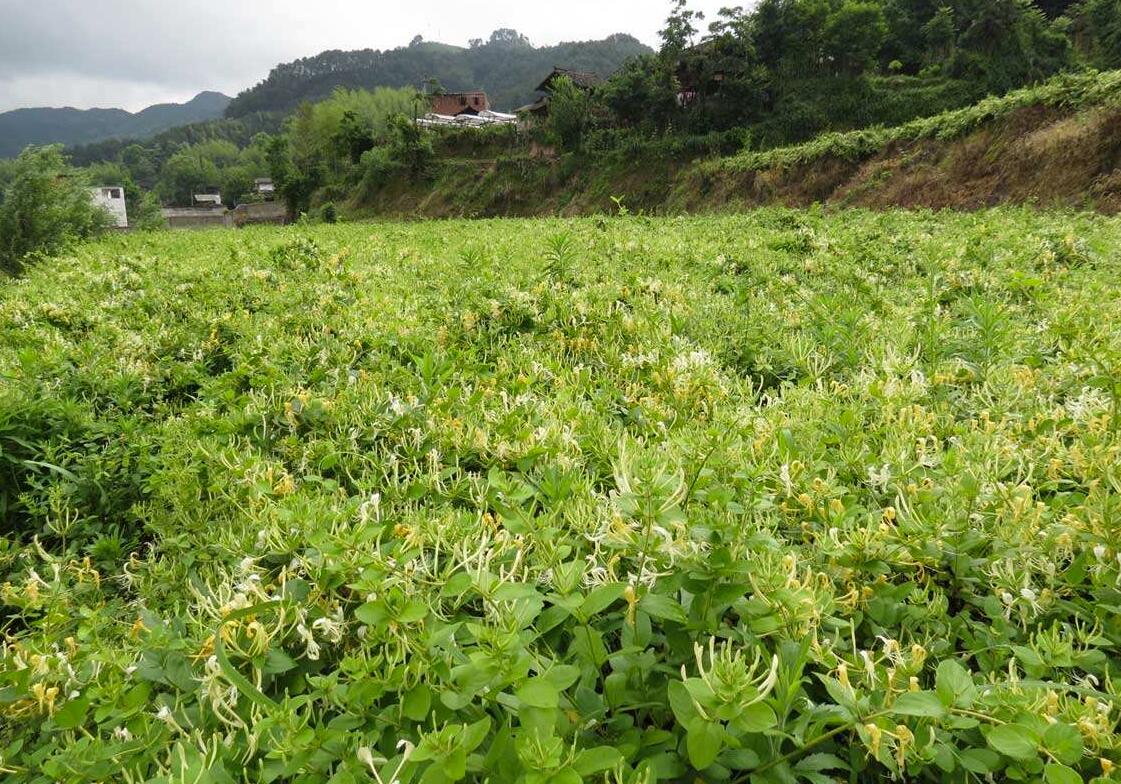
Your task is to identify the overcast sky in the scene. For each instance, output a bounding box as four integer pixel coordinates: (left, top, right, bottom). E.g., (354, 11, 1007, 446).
(0, 0, 734, 113)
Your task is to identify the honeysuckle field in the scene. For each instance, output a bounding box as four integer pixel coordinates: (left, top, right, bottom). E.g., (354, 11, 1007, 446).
(1, 209, 1120, 784)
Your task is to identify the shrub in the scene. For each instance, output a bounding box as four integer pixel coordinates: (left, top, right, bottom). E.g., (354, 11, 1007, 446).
(0, 146, 110, 275)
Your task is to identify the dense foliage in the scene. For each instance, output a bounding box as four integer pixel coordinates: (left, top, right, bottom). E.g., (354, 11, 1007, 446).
(2, 210, 1120, 782)
(0, 147, 111, 275)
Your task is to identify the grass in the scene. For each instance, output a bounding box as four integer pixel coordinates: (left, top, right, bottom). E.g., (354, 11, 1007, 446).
(721, 69, 1121, 173)
(1, 210, 1120, 782)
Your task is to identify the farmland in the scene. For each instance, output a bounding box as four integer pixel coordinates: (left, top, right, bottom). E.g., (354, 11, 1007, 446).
(2, 210, 1121, 783)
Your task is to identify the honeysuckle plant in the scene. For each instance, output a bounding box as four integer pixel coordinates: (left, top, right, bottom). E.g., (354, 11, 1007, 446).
(1, 209, 1120, 783)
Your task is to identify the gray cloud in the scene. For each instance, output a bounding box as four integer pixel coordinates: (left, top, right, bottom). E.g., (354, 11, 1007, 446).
(0, 0, 734, 111)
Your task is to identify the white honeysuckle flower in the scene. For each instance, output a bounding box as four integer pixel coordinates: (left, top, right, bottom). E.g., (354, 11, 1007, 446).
(113, 726, 133, 741)
(357, 746, 380, 773)
(312, 616, 344, 643)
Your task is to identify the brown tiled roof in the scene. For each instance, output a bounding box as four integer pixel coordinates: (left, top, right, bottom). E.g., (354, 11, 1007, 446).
(537, 68, 603, 93)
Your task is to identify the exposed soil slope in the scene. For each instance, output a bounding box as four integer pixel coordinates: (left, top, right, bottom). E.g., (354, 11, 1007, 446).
(674, 104, 1121, 213)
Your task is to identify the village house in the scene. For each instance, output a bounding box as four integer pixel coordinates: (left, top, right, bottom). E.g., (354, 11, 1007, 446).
(88, 186, 128, 229)
(516, 67, 603, 119)
(675, 42, 726, 107)
(429, 91, 491, 116)
(254, 178, 276, 199)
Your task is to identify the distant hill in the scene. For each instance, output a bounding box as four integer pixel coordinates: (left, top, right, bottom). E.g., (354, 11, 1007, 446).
(0, 92, 232, 158)
(226, 32, 652, 117)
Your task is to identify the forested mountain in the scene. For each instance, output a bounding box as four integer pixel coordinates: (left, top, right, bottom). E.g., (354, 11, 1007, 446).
(226, 31, 652, 116)
(0, 92, 231, 158)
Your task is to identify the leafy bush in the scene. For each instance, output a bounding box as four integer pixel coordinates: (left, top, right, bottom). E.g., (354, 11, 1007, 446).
(0, 146, 110, 275)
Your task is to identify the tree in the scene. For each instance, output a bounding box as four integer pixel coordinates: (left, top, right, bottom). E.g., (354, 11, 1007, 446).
(385, 114, 435, 176)
(546, 77, 593, 153)
(334, 110, 377, 165)
(0, 146, 110, 275)
(922, 6, 957, 65)
(488, 28, 531, 48)
(823, 1, 889, 74)
(601, 55, 680, 130)
(660, 0, 706, 56)
(1074, 0, 1121, 68)
(953, 0, 1072, 90)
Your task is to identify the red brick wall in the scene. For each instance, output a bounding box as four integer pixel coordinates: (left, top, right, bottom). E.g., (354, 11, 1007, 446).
(430, 92, 490, 115)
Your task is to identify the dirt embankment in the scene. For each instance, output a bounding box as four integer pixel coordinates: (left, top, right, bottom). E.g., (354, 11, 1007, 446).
(670, 104, 1121, 213)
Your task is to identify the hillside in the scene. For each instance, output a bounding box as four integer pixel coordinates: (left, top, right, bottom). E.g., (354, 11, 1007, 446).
(0, 92, 232, 158)
(351, 70, 1121, 217)
(226, 32, 652, 116)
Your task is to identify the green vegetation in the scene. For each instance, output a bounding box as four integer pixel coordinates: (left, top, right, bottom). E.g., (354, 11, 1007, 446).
(721, 68, 1121, 172)
(3, 209, 1121, 782)
(0, 147, 112, 275)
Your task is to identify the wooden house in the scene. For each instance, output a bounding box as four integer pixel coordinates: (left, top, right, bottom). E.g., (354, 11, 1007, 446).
(516, 67, 603, 118)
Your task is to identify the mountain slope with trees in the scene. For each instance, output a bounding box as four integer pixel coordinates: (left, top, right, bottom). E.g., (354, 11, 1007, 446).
(0, 92, 232, 158)
(225, 31, 653, 116)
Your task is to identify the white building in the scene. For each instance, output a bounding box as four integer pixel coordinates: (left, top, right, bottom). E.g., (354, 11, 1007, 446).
(89, 186, 128, 229)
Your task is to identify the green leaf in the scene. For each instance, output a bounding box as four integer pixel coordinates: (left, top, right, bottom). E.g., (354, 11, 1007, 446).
(796, 753, 847, 772)
(733, 701, 777, 733)
(935, 659, 976, 708)
(988, 724, 1040, 762)
(354, 602, 387, 626)
(572, 747, 625, 775)
(639, 592, 687, 623)
(1044, 763, 1083, 784)
(460, 716, 491, 753)
(402, 684, 432, 721)
(396, 599, 428, 624)
(263, 648, 298, 675)
(580, 584, 626, 617)
(1042, 723, 1084, 766)
(667, 681, 699, 725)
(960, 748, 1002, 774)
(516, 678, 560, 710)
(53, 694, 89, 730)
(541, 665, 581, 691)
(892, 691, 946, 718)
(686, 718, 723, 771)
(719, 748, 761, 770)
